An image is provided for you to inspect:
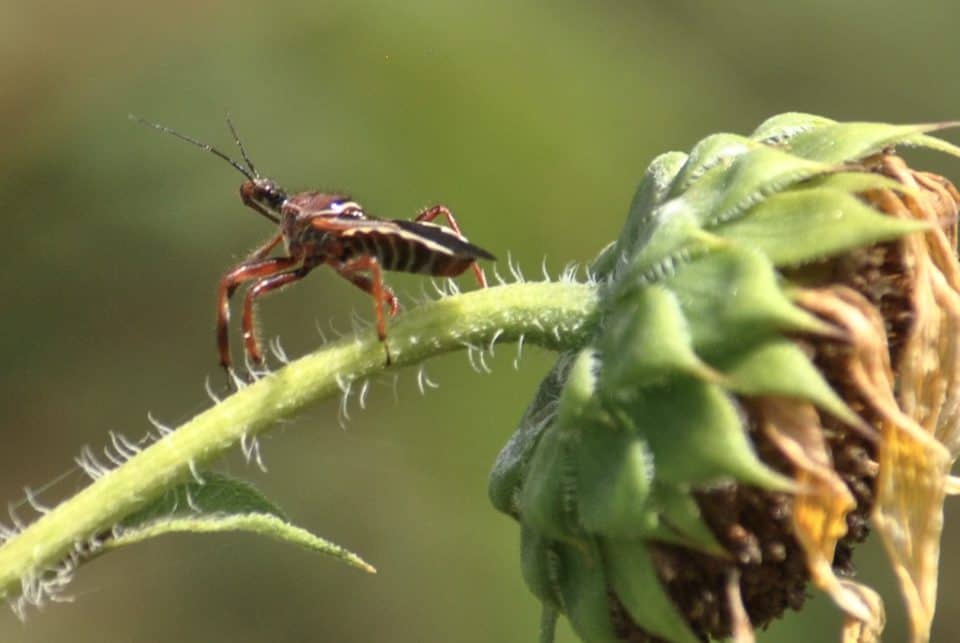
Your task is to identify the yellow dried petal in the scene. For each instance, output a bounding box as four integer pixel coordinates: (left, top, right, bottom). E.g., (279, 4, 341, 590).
(874, 418, 949, 643)
(855, 156, 960, 643)
(840, 581, 885, 643)
(754, 397, 867, 621)
(793, 280, 950, 642)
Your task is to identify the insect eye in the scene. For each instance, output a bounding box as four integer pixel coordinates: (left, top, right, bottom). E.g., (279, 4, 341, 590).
(255, 182, 285, 208)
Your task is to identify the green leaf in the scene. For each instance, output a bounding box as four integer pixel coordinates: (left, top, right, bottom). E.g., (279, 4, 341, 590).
(906, 130, 960, 158)
(521, 523, 562, 608)
(601, 539, 701, 643)
(576, 422, 654, 537)
(110, 472, 374, 573)
(600, 285, 717, 391)
(663, 246, 828, 358)
(799, 171, 919, 196)
(556, 350, 600, 428)
(540, 605, 560, 643)
(620, 148, 836, 287)
(686, 145, 835, 226)
(588, 241, 617, 280)
(599, 151, 690, 280)
(489, 355, 572, 517)
(750, 112, 837, 143)
(554, 541, 623, 643)
(515, 350, 601, 540)
(614, 204, 710, 287)
(646, 483, 726, 556)
(714, 188, 929, 267)
(784, 122, 945, 163)
(519, 421, 581, 541)
(618, 376, 790, 490)
(110, 513, 375, 573)
(118, 471, 284, 526)
(668, 133, 759, 196)
(715, 338, 860, 428)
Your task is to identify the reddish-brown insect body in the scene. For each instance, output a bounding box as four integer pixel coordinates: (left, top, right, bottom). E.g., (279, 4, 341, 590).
(134, 116, 494, 372)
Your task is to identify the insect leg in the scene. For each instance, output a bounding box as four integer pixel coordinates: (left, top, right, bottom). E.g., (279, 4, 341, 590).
(415, 204, 488, 288)
(336, 271, 400, 320)
(217, 256, 301, 371)
(246, 231, 284, 261)
(242, 264, 315, 364)
(335, 256, 398, 364)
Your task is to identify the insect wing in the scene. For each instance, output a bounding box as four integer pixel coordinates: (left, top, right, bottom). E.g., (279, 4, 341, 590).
(389, 219, 496, 261)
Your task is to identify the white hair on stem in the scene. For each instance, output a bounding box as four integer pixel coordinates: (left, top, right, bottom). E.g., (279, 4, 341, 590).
(507, 251, 525, 283)
(358, 379, 371, 411)
(75, 445, 110, 480)
(335, 373, 353, 428)
(147, 411, 174, 438)
(390, 372, 401, 403)
(241, 431, 267, 472)
(268, 336, 290, 364)
(513, 334, 526, 370)
(203, 376, 223, 404)
(22, 487, 50, 516)
(187, 459, 206, 486)
(185, 487, 201, 513)
(415, 365, 439, 395)
(227, 367, 249, 391)
(314, 319, 330, 345)
(488, 328, 504, 356)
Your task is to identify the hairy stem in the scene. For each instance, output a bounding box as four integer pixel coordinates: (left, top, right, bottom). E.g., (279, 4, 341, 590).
(0, 281, 599, 601)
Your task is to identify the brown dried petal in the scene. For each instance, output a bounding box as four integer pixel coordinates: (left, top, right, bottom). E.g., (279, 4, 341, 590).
(754, 396, 869, 621)
(864, 157, 960, 643)
(793, 155, 960, 643)
(794, 280, 949, 643)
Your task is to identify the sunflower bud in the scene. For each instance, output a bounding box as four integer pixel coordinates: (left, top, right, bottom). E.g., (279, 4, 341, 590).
(490, 114, 960, 642)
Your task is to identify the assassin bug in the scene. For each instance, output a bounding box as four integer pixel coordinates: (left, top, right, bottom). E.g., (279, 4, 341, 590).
(133, 115, 495, 373)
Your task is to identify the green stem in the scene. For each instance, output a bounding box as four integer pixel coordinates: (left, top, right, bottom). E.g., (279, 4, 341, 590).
(0, 281, 599, 601)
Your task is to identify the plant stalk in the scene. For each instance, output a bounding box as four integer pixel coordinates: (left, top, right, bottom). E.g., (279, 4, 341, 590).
(0, 281, 599, 601)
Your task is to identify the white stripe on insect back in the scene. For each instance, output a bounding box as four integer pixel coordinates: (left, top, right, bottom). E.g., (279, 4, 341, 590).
(399, 220, 471, 253)
(338, 224, 460, 257)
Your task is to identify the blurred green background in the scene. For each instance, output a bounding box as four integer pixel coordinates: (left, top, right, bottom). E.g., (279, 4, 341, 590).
(3, 1, 960, 641)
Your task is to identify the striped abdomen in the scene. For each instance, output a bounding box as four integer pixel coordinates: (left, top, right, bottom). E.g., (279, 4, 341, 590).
(339, 219, 495, 276)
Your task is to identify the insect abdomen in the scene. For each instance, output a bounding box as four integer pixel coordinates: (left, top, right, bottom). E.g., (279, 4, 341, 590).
(341, 220, 494, 277)
(341, 231, 469, 276)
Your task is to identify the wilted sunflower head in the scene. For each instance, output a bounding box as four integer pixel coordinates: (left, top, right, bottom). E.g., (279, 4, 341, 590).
(489, 114, 960, 643)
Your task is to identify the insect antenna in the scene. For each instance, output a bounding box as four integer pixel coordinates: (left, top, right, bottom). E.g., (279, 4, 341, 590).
(129, 114, 256, 181)
(224, 113, 260, 178)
